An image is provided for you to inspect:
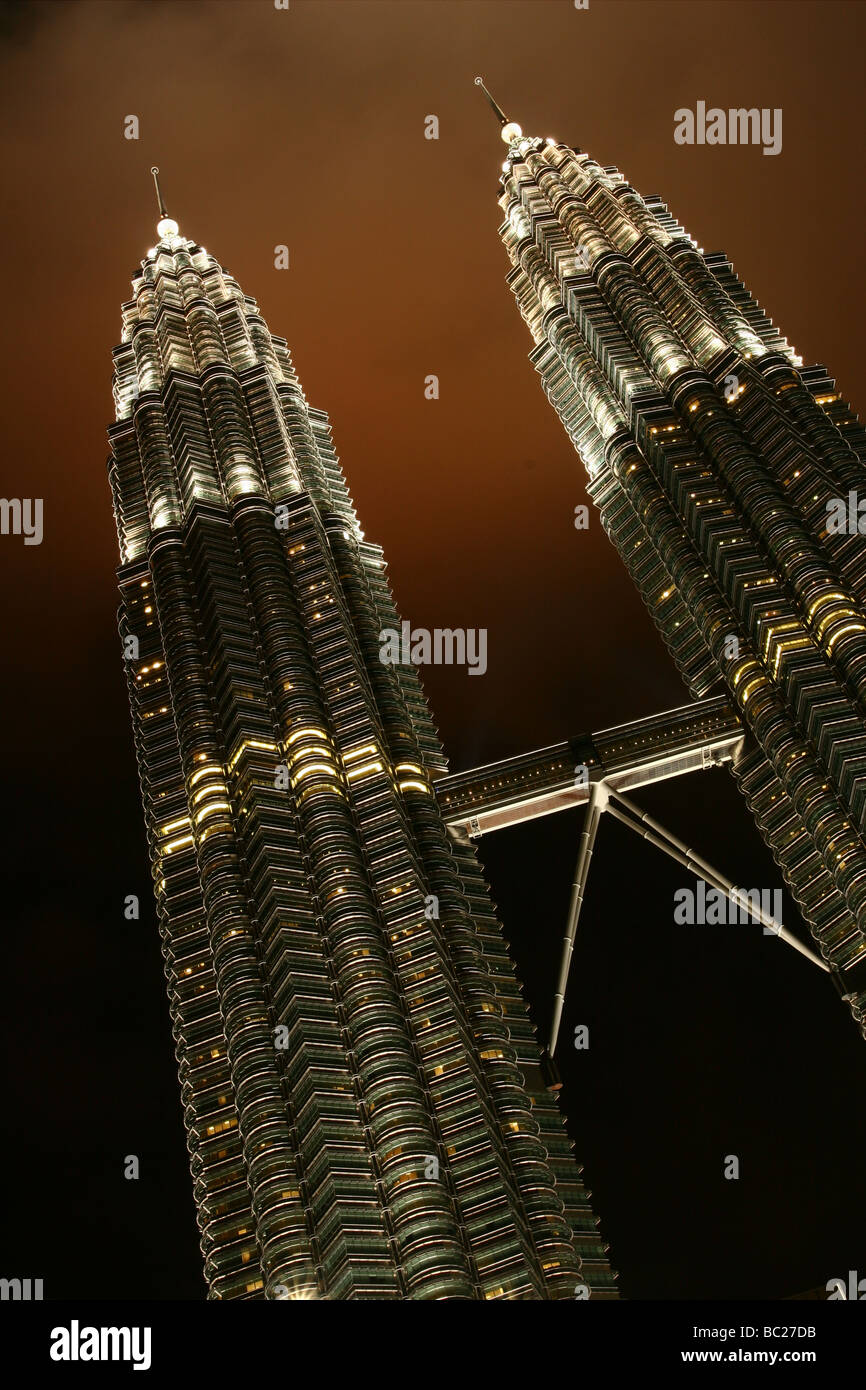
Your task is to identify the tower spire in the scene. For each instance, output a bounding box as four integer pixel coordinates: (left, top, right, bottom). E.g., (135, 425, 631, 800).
(474, 76, 508, 127)
(473, 77, 523, 146)
(151, 166, 167, 218)
(150, 166, 179, 240)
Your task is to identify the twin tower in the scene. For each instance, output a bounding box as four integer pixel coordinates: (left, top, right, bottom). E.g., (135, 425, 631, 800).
(106, 97, 866, 1299)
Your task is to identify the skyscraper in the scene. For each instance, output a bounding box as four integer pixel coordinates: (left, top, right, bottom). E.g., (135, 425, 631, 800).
(482, 83, 866, 1038)
(106, 176, 616, 1300)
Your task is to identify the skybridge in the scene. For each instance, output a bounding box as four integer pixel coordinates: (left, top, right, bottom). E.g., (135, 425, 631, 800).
(435, 695, 744, 839)
(435, 696, 836, 1065)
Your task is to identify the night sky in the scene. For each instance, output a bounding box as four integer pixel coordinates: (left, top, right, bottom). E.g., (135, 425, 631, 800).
(1, 0, 864, 1301)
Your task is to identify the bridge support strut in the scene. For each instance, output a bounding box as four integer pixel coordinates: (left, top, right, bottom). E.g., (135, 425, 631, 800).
(547, 783, 829, 1059)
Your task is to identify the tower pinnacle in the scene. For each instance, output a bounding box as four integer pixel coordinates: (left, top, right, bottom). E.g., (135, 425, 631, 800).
(150, 165, 179, 239)
(474, 77, 522, 144)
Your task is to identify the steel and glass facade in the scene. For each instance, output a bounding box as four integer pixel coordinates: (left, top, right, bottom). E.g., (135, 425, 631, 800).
(107, 219, 616, 1299)
(493, 122, 866, 1034)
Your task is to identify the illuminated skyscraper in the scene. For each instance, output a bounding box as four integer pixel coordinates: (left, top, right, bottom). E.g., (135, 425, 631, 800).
(482, 82, 866, 1035)
(106, 173, 616, 1300)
